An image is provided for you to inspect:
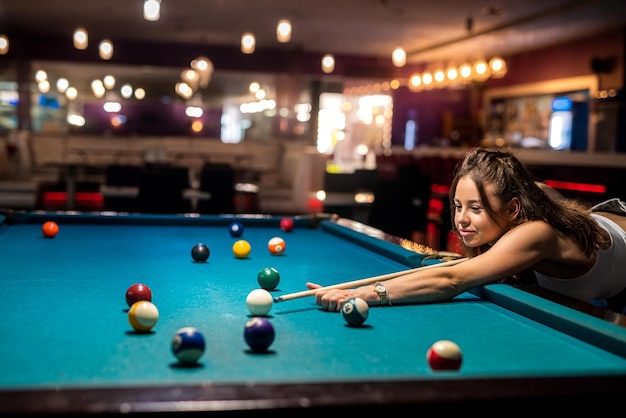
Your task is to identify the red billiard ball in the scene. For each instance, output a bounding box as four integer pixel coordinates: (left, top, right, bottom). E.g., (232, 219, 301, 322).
(279, 217, 294, 232)
(42, 221, 59, 238)
(244, 317, 275, 352)
(126, 283, 152, 307)
(426, 340, 463, 371)
(267, 237, 285, 255)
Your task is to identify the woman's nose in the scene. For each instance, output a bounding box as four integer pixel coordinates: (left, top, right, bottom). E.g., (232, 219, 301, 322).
(455, 209, 468, 226)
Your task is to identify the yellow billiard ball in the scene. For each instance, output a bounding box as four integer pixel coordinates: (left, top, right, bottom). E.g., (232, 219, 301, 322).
(128, 300, 159, 333)
(233, 239, 251, 258)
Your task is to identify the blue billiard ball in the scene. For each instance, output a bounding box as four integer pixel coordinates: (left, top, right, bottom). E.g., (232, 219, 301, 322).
(229, 221, 244, 237)
(191, 243, 210, 262)
(244, 317, 275, 352)
(172, 327, 206, 364)
(341, 297, 369, 327)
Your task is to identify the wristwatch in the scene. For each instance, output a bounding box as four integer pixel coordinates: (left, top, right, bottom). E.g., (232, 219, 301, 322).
(373, 281, 392, 306)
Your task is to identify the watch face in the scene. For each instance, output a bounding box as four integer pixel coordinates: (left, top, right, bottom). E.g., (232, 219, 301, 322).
(375, 284, 385, 293)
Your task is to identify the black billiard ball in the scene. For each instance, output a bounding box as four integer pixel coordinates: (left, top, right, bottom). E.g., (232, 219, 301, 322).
(191, 243, 210, 262)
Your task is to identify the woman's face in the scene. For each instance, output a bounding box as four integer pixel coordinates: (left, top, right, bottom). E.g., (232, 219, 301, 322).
(453, 176, 510, 247)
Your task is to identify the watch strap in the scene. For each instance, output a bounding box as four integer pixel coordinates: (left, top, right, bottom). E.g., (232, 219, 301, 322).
(373, 281, 392, 306)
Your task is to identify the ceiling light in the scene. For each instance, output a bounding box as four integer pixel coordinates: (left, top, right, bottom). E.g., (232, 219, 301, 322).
(241, 33, 255, 54)
(103, 75, 116, 90)
(99, 39, 113, 60)
(66, 86, 78, 100)
(276, 19, 292, 43)
(134, 88, 146, 100)
(35, 70, 47, 82)
(392, 47, 406, 67)
(408, 73, 422, 92)
(120, 84, 133, 99)
(190, 56, 213, 88)
(56, 78, 69, 93)
(489, 56, 507, 78)
(421, 72, 433, 89)
(321, 54, 335, 73)
(91, 79, 105, 98)
(38, 80, 50, 93)
(473, 59, 490, 82)
(143, 0, 161, 21)
(446, 65, 458, 82)
(73, 27, 88, 50)
(458, 62, 473, 83)
(0, 35, 8, 55)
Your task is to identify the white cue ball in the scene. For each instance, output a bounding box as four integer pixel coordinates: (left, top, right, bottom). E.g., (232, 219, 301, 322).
(246, 288, 273, 316)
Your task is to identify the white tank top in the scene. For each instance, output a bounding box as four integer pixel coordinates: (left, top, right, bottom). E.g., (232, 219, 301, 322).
(534, 214, 626, 301)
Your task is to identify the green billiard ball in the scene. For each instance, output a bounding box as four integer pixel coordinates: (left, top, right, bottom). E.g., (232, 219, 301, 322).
(257, 267, 280, 290)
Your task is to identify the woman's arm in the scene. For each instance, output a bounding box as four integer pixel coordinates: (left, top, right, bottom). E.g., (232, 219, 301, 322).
(307, 221, 555, 311)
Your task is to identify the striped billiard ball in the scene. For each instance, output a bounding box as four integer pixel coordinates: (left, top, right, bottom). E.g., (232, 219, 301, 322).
(341, 297, 369, 326)
(128, 300, 159, 333)
(172, 327, 206, 365)
(426, 340, 463, 371)
(267, 237, 285, 255)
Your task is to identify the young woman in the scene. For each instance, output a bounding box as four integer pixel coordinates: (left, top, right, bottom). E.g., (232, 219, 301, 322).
(306, 148, 626, 313)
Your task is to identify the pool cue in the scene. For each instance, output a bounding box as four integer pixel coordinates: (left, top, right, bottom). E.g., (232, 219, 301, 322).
(273, 257, 468, 303)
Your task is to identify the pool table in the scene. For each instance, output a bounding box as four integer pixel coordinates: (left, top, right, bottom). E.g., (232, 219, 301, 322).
(1, 210, 626, 415)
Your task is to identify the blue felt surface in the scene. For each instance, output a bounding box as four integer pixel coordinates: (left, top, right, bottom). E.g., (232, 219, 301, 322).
(1, 213, 626, 391)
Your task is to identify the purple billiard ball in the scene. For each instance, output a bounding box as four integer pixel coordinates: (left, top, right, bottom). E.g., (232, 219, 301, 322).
(244, 317, 275, 352)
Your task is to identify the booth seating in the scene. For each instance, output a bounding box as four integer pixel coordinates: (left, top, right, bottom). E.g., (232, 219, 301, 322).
(137, 165, 191, 214)
(367, 163, 431, 242)
(257, 144, 327, 215)
(197, 162, 235, 214)
(101, 164, 143, 212)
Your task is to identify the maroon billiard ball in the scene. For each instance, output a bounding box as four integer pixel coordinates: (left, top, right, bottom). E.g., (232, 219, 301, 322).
(279, 217, 294, 232)
(126, 283, 152, 307)
(426, 340, 463, 371)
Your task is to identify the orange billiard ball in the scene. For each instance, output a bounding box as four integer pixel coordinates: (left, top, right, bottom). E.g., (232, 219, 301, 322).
(42, 221, 59, 238)
(267, 237, 286, 255)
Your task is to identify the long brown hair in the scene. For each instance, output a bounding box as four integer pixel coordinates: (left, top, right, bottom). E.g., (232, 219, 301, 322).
(448, 148, 606, 258)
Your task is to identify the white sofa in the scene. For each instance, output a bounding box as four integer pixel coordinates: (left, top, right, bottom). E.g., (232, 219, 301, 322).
(257, 142, 327, 215)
